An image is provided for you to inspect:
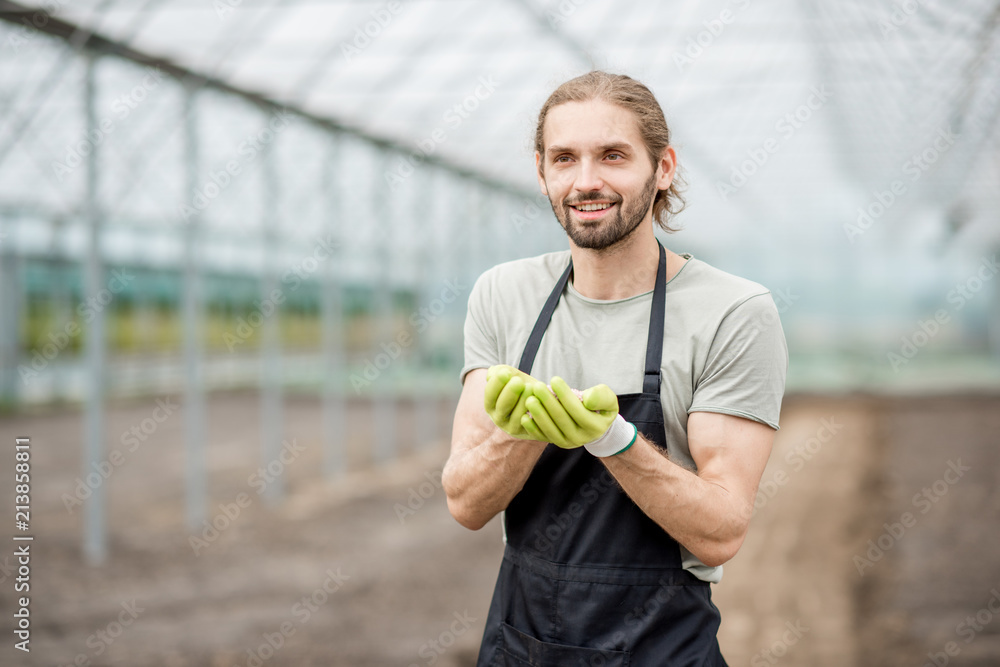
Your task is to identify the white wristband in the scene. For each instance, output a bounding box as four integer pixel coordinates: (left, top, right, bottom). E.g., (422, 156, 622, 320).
(584, 415, 638, 457)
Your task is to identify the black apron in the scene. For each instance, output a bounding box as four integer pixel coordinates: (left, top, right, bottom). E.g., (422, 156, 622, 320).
(476, 241, 728, 666)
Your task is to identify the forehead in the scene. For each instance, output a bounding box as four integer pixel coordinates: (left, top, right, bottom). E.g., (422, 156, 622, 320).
(541, 99, 643, 152)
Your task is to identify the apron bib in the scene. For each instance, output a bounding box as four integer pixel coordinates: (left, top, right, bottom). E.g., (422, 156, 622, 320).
(476, 242, 728, 666)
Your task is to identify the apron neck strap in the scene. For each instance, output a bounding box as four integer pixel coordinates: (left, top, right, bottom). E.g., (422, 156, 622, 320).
(643, 240, 667, 395)
(518, 241, 668, 398)
(517, 257, 573, 375)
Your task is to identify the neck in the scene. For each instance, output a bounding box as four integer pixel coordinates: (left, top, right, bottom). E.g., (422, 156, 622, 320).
(569, 223, 685, 301)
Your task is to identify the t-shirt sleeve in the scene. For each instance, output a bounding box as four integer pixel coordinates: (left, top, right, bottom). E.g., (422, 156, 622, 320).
(459, 271, 499, 385)
(688, 292, 788, 429)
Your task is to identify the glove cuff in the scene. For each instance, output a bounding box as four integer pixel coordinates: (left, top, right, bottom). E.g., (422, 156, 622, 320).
(584, 415, 638, 457)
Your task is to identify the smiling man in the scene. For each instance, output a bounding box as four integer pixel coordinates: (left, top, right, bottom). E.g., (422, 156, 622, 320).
(442, 71, 788, 666)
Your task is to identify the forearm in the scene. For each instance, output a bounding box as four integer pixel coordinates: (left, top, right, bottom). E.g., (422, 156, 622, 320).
(600, 433, 751, 566)
(442, 428, 548, 531)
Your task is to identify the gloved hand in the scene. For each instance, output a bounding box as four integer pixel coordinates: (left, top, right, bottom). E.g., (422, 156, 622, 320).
(521, 377, 638, 456)
(484, 364, 545, 440)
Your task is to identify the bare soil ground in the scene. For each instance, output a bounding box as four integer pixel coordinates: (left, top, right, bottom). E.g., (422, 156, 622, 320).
(0, 392, 998, 666)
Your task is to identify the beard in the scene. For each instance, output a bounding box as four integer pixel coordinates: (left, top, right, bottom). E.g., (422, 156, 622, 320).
(549, 171, 659, 251)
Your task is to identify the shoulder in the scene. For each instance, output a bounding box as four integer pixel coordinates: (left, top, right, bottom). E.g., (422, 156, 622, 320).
(471, 249, 571, 302)
(465, 250, 572, 351)
(477, 249, 571, 285)
(672, 257, 775, 320)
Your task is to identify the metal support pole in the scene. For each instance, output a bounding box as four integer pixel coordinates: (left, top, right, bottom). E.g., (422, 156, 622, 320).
(260, 135, 284, 503)
(322, 134, 346, 478)
(468, 184, 482, 279)
(991, 249, 1000, 359)
(371, 150, 395, 463)
(0, 216, 18, 408)
(82, 51, 106, 565)
(181, 79, 206, 530)
(499, 194, 515, 264)
(451, 178, 475, 405)
(50, 219, 72, 403)
(414, 168, 437, 450)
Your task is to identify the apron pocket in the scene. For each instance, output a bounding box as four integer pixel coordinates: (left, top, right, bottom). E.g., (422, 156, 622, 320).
(498, 621, 629, 667)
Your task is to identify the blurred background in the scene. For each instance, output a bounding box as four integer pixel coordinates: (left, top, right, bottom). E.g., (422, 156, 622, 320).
(0, 0, 998, 665)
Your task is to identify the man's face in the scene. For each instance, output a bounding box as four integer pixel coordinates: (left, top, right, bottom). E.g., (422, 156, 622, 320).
(536, 99, 674, 250)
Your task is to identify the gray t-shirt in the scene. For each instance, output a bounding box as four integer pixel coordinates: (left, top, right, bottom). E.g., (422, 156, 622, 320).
(459, 248, 788, 582)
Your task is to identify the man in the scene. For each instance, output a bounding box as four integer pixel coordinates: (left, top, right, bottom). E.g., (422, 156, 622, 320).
(442, 71, 787, 666)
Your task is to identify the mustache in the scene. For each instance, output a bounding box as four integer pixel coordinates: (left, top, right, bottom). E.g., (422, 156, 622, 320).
(564, 193, 622, 207)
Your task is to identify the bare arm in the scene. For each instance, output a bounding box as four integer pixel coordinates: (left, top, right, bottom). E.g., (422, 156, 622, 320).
(599, 410, 774, 566)
(442, 368, 549, 530)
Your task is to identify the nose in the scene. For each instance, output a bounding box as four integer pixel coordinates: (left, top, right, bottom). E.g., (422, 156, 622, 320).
(574, 158, 604, 194)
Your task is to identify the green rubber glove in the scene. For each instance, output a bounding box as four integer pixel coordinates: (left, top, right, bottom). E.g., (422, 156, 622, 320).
(483, 364, 545, 440)
(520, 376, 620, 449)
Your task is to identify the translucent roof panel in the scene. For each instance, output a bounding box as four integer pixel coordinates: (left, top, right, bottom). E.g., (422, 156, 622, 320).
(15, 0, 992, 198)
(4, 0, 998, 291)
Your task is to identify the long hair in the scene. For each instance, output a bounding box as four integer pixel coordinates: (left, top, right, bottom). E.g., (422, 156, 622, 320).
(534, 71, 686, 233)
